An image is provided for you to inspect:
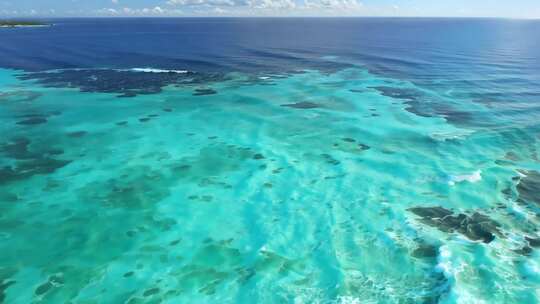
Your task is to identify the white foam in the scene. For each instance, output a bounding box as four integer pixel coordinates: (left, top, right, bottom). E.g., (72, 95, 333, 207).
(437, 245, 453, 274)
(130, 68, 189, 74)
(448, 170, 482, 186)
(430, 130, 472, 141)
(258, 76, 271, 80)
(322, 55, 339, 60)
(436, 245, 491, 304)
(335, 296, 363, 304)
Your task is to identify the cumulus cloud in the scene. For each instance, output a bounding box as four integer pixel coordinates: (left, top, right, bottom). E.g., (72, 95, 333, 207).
(304, 0, 362, 10)
(91, 0, 364, 16)
(96, 6, 180, 16)
(247, 0, 296, 10)
(168, 0, 296, 11)
(167, 0, 236, 6)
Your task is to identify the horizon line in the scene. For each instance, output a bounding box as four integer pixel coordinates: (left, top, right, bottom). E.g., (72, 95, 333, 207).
(1, 16, 539, 20)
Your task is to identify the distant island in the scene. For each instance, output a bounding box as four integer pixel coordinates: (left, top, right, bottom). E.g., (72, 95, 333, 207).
(0, 20, 50, 28)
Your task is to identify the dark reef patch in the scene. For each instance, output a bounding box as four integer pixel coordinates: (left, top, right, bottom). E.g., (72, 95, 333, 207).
(370, 86, 472, 125)
(253, 153, 265, 160)
(143, 288, 160, 297)
(0, 280, 16, 303)
(516, 170, 540, 206)
(34, 275, 64, 296)
(411, 244, 438, 259)
(409, 206, 502, 243)
(514, 246, 533, 256)
(1, 158, 71, 185)
(17, 69, 226, 97)
(1, 137, 34, 159)
(281, 102, 320, 109)
(0, 137, 71, 185)
(321, 153, 340, 166)
(0, 90, 41, 103)
(16, 117, 47, 125)
(409, 206, 453, 219)
(358, 143, 371, 151)
(525, 236, 540, 248)
(118, 92, 137, 98)
(67, 131, 87, 138)
(77, 166, 171, 209)
(123, 271, 135, 278)
(370, 86, 423, 102)
(193, 88, 217, 96)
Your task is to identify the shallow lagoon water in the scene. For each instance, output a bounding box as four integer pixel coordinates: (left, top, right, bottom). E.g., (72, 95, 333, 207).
(1, 18, 540, 303)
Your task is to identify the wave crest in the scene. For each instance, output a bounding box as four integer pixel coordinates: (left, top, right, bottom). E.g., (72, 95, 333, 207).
(130, 68, 189, 74)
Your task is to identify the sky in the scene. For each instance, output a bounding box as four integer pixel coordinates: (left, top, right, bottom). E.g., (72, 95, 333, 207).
(0, 0, 539, 18)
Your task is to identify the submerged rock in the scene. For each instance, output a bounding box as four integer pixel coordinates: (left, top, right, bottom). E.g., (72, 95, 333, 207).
(1, 137, 34, 159)
(253, 153, 265, 160)
(34, 275, 64, 296)
(358, 143, 371, 151)
(67, 131, 87, 138)
(16, 117, 47, 125)
(370, 86, 422, 103)
(320, 153, 340, 166)
(409, 207, 502, 243)
(35, 281, 53, 296)
(123, 271, 135, 278)
(370, 86, 472, 125)
(281, 102, 320, 109)
(17, 69, 221, 97)
(412, 244, 438, 259)
(516, 170, 540, 206)
(0, 158, 71, 185)
(193, 88, 217, 96)
(118, 92, 137, 98)
(143, 287, 160, 297)
(0, 90, 41, 102)
(0, 280, 16, 303)
(409, 206, 453, 219)
(514, 246, 533, 256)
(525, 236, 540, 248)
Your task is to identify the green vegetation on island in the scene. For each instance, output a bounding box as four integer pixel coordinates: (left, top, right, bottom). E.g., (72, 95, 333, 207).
(0, 20, 50, 27)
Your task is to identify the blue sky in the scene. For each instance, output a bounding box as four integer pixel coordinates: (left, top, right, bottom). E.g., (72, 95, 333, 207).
(1, 0, 539, 18)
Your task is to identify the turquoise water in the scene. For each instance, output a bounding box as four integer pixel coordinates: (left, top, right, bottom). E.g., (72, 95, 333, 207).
(1, 63, 539, 303)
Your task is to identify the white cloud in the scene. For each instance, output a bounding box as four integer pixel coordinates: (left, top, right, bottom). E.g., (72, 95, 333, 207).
(247, 0, 296, 10)
(111, 0, 118, 4)
(213, 7, 227, 13)
(304, 0, 362, 10)
(96, 6, 181, 16)
(167, 0, 235, 6)
(168, 0, 297, 12)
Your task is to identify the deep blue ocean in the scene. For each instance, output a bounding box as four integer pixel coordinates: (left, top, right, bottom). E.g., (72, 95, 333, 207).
(1, 18, 540, 303)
